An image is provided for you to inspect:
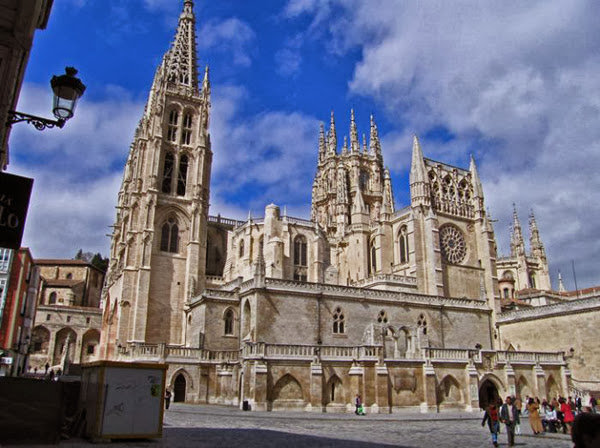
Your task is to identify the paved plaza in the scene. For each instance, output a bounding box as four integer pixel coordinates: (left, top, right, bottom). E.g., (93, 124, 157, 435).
(8, 404, 575, 448)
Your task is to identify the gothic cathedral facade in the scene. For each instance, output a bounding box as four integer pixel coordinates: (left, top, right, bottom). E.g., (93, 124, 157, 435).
(101, 1, 572, 412)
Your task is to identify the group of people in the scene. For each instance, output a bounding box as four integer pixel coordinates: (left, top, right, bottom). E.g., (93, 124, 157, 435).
(482, 394, 599, 447)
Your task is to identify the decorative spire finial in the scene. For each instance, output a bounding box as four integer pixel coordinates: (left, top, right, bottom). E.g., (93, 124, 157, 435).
(163, 0, 199, 89)
(350, 109, 359, 152)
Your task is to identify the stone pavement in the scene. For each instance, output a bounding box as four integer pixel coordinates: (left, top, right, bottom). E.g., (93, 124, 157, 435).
(8, 404, 573, 448)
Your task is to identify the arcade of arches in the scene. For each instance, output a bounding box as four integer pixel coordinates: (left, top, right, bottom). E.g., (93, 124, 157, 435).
(162, 361, 569, 413)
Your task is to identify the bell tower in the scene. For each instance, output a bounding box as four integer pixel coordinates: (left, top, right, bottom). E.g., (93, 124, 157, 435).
(101, 0, 211, 356)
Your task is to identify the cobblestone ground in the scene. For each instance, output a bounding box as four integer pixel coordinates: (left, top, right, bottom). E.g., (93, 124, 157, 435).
(13, 404, 573, 448)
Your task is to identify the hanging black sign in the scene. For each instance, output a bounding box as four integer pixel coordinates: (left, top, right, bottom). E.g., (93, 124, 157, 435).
(0, 172, 33, 250)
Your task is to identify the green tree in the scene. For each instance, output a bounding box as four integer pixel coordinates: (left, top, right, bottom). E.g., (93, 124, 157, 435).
(91, 253, 109, 273)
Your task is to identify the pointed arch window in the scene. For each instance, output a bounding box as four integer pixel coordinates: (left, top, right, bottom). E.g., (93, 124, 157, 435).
(398, 226, 409, 264)
(417, 314, 427, 335)
(167, 109, 178, 142)
(333, 307, 345, 334)
(293, 235, 307, 282)
(529, 272, 537, 289)
(177, 154, 188, 196)
(224, 308, 234, 336)
(49, 292, 57, 305)
(359, 170, 370, 191)
(160, 217, 179, 253)
(369, 240, 377, 276)
(181, 113, 192, 145)
(162, 152, 174, 194)
(239, 239, 245, 258)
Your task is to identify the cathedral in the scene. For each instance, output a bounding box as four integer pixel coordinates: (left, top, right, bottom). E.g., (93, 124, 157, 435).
(99, 1, 588, 412)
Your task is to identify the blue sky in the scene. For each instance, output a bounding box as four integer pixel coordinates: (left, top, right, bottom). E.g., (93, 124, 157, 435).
(9, 0, 600, 290)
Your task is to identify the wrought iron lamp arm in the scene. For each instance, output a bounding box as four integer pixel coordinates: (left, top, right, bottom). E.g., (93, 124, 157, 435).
(7, 110, 65, 131)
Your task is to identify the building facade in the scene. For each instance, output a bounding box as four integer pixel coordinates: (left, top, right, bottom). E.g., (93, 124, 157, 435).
(0, 248, 39, 376)
(0, 0, 54, 169)
(101, 1, 577, 412)
(28, 259, 104, 372)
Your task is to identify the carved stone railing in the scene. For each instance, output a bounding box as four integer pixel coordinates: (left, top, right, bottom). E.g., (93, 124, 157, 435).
(117, 343, 240, 363)
(283, 216, 314, 226)
(422, 347, 472, 362)
(351, 274, 417, 288)
(258, 278, 487, 310)
(394, 205, 411, 217)
(241, 343, 381, 361)
(203, 289, 236, 300)
(494, 350, 564, 364)
(205, 275, 225, 286)
(117, 342, 565, 367)
(208, 215, 246, 227)
(498, 296, 600, 323)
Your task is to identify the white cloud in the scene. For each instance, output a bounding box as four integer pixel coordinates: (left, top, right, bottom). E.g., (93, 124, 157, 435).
(285, 0, 600, 288)
(210, 84, 320, 216)
(9, 83, 143, 259)
(198, 18, 256, 67)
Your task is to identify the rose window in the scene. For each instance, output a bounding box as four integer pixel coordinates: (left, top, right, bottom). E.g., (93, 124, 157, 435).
(439, 225, 467, 264)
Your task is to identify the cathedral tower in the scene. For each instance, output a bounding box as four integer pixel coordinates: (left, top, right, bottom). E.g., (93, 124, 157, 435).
(101, 0, 211, 356)
(311, 111, 394, 282)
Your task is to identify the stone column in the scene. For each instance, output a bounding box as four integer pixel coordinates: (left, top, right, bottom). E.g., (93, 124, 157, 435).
(533, 364, 546, 399)
(560, 365, 571, 398)
(422, 361, 437, 413)
(349, 362, 365, 412)
(308, 360, 323, 412)
(252, 360, 269, 411)
(465, 360, 480, 412)
(374, 363, 390, 413)
(217, 364, 233, 404)
(505, 362, 516, 397)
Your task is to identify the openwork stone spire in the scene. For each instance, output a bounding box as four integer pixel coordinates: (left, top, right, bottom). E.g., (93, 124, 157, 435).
(164, 0, 199, 89)
(529, 209, 546, 259)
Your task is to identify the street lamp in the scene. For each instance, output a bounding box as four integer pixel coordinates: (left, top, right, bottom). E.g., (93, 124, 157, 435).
(7, 67, 86, 130)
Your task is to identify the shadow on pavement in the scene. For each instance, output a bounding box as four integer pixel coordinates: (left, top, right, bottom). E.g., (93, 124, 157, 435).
(160, 427, 406, 448)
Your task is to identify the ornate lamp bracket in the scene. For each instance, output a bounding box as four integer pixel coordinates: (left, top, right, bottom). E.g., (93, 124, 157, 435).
(7, 111, 65, 131)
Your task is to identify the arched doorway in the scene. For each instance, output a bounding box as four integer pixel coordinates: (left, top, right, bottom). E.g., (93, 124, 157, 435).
(174, 374, 186, 402)
(479, 379, 500, 409)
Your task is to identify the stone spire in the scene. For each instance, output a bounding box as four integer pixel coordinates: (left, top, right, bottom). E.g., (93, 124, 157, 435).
(362, 133, 367, 152)
(336, 162, 349, 235)
(529, 209, 546, 259)
(164, 0, 199, 89)
(350, 109, 359, 153)
(369, 114, 381, 157)
(469, 155, 484, 217)
(382, 168, 395, 217)
(410, 135, 430, 207)
(558, 271, 566, 292)
(318, 122, 326, 162)
(510, 204, 525, 257)
(199, 65, 211, 135)
(328, 110, 337, 155)
(342, 136, 348, 154)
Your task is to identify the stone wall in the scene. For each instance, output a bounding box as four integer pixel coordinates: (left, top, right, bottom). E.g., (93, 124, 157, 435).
(497, 297, 600, 384)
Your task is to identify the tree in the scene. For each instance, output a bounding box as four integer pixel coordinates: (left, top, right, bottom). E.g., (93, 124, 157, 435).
(91, 253, 109, 273)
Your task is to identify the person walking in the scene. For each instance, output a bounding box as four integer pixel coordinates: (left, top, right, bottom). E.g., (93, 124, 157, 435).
(500, 396, 520, 447)
(355, 394, 362, 415)
(560, 397, 575, 434)
(165, 388, 172, 410)
(590, 396, 597, 414)
(527, 397, 543, 434)
(482, 403, 501, 447)
(514, 396, 522, 435)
